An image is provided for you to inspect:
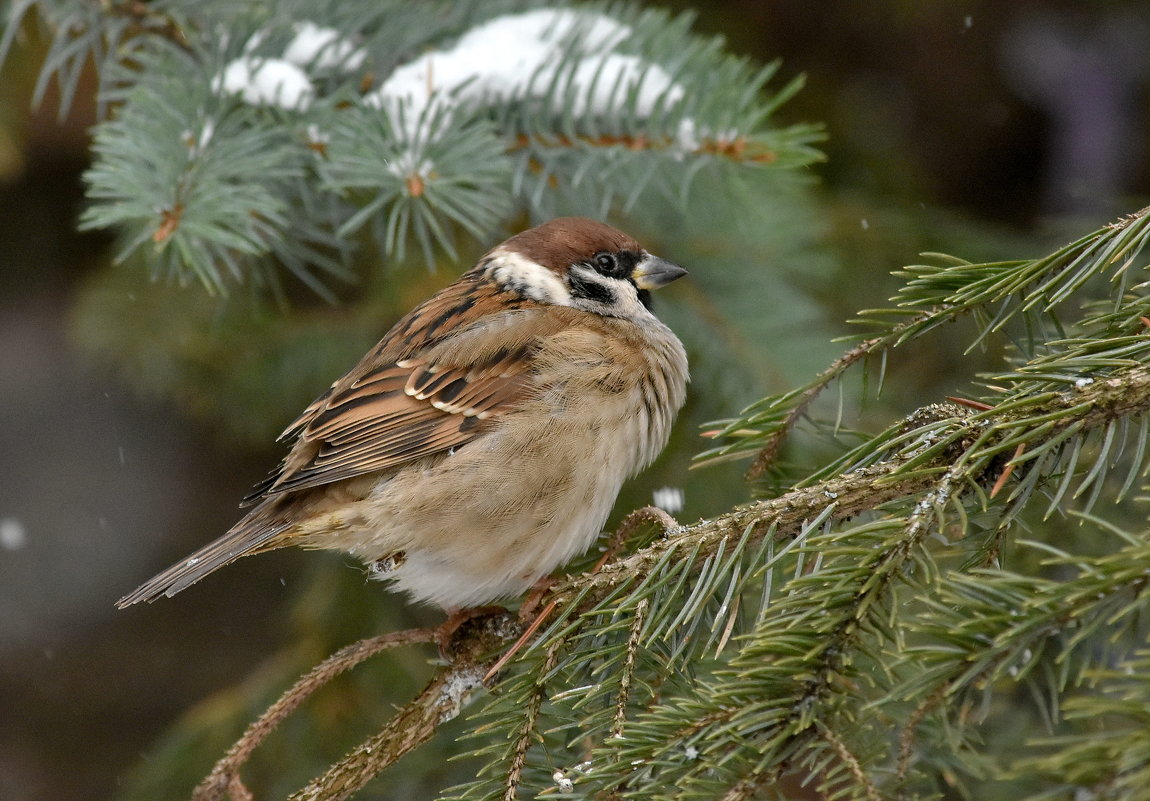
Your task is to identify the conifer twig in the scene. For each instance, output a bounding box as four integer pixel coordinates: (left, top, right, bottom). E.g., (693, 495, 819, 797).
(611, 598, 649, 739)
(500, 642, 563, 801)
(289, 611, 518, 801)
(193, 628, 437, 801)
(745, 335, 882, 480)
(718, 770, 780, 801)
(593, 505, 681, 571)
(895, 683, 951, 792)
(817, 722, 881, 801)
(194, 361, 1150, 801)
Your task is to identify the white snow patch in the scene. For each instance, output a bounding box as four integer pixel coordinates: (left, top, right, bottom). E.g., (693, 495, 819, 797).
(365, 9, 684, 140)
(560, 53, 682, 117)
(304, 123, 329, 149)
(437, 665, 486, 723)
(553, 770, 575, 793)
(652, 486, 684, 515)
(214, 57, 314, 110)
(284, 21, 366, 71)
(674, 117, 701, 151)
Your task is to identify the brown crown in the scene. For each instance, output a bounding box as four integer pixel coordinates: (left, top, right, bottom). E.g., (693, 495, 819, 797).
(492, 217, 643, 273)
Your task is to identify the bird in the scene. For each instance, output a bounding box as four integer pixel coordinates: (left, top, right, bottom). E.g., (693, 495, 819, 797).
(117, 217, 689, 612)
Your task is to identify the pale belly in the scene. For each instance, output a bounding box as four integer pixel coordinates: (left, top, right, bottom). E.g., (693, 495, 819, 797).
(302, 402, 644, 608)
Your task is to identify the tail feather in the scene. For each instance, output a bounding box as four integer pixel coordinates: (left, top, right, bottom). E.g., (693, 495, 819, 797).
(116, 504, 292, 608)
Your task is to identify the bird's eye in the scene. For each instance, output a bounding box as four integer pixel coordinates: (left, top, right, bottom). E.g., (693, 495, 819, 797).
(594, 252, 620, 276)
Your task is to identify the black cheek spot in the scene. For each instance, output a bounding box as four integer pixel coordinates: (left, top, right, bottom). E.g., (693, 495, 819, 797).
(569, 273, 616, 305)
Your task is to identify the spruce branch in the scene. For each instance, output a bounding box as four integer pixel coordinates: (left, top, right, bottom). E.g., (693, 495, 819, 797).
(7, 0, 823, 291)
(701, 206, 1150, 473)
(599, 468, 965, 799)
(1015, 649, 1150, 799)
(816, 723, 882, 801)
(716, 771, 780, 801)
(735, 334, 883, 480)
(288, 612, 519, 801)
(507, 124, 799, 166)
(192, 628, 437, 801)
(610, 597, 649, 740)
(894, 682, 951, 794)
(458, 360, 1150, 799)
(500, 642, 562, 801)
(892, 530, 1150, 709)
(2, 0, 192, 117)
(176, 354, 1150, 800)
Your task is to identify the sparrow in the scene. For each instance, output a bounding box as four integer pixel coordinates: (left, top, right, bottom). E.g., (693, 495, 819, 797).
(117, 217, 689, 611)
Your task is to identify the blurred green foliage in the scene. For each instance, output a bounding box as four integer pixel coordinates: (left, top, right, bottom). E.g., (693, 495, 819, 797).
(5, 1, 1150, 801)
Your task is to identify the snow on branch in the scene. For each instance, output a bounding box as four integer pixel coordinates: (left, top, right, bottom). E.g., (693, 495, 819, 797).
(24, 1, 821, 289)
(364, 9, 687, 142)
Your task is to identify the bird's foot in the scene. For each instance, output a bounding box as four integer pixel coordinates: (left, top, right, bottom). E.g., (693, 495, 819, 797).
(437, 606, 507, 661)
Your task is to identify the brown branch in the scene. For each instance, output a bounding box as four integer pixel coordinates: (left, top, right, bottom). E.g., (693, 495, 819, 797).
(502, 642, 563, 801)
(717, 769, 782, 801)
(611, 598, 649, 739)
(113, 0, 193, 48)
(288, 612, 517, 801)
(192, 628, 437, 801)
(593, 506, 680, 572)
(817, 723, 881, 801)
(577, 460, 940, 601)
(509, 132, 778, 163)
(895, 683, 951, 793)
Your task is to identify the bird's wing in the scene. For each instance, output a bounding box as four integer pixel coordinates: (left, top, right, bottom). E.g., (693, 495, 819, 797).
(242, 277, 573, 503)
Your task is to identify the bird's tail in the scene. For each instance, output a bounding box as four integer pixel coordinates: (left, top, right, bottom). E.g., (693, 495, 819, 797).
(116, 501, 292, 608)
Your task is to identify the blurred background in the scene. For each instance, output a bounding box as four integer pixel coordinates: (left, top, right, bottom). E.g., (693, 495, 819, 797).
(3, 1, 1150, 799)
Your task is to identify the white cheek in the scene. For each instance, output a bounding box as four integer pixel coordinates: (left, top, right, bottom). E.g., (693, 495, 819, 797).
(488, 249, 572, 305)
(613, 281, 658, 320)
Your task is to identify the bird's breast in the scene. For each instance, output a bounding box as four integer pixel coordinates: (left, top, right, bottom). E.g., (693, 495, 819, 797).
(315, 314, 688, 608)
(525, 316, 688, 472)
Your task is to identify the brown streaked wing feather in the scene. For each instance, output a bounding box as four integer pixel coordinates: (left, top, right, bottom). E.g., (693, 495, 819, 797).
(244, 273, 567, 504)
(250, 361, 532, 499)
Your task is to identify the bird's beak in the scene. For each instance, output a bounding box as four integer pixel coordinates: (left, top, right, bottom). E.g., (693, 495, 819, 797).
(632, 255, 688, 290)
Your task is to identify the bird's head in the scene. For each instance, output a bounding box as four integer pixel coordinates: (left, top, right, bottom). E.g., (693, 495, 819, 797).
(483, 217, 687, 318)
